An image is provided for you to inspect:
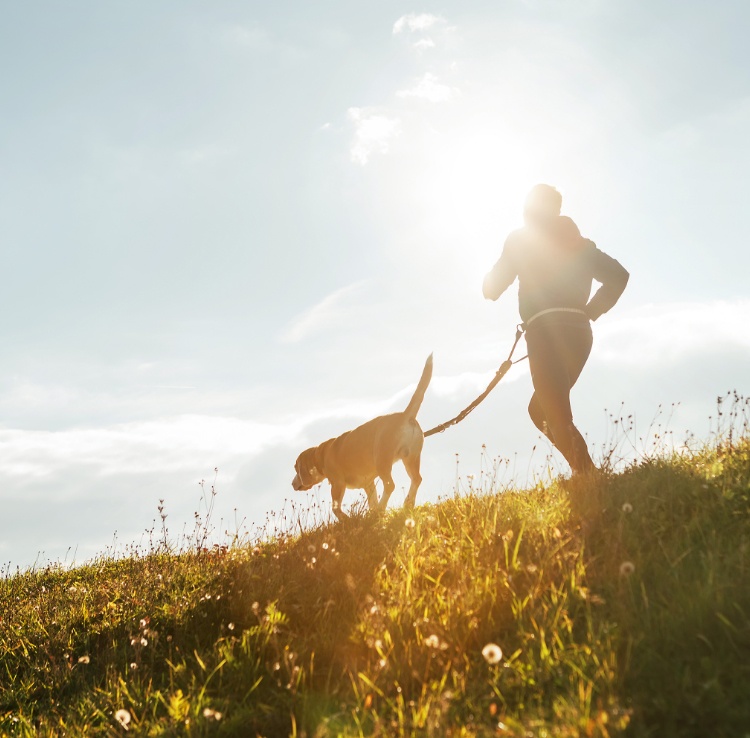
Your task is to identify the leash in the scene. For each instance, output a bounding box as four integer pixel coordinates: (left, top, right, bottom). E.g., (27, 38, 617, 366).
(424, 324, 528, 438)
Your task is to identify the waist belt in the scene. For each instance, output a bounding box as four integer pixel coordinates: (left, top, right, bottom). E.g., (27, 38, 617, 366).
(523, 307, 588, 329)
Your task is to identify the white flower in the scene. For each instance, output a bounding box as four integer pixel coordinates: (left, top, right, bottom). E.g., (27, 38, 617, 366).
(424, 634, 440, 649)
(203, 707, 223, 721)
(114, 709, 131, 728)
(77, 655, 90, 664)
(404, 518, 416, 530)
(482, 643, 503, 665)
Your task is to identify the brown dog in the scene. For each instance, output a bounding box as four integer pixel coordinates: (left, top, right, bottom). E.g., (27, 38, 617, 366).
(291, 354, 433, 520)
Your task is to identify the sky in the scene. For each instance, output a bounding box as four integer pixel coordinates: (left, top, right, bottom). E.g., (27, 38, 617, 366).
(1, 0, 749, 570)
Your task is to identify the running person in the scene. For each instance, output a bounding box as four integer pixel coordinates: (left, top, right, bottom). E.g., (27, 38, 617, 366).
(483, 184, 629, 475)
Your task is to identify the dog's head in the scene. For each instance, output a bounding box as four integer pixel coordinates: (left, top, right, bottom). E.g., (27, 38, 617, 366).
(291, 446, 325, 491)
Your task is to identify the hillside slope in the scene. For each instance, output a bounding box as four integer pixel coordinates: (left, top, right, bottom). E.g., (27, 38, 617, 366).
(1, 436, 749, 737)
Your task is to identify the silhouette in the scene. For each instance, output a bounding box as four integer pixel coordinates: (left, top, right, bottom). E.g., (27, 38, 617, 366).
(483, 184, 629, 474)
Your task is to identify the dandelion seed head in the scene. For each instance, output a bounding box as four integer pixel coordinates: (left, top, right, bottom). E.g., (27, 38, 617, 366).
(77, 655, 90, 664)
(424, 634, 440, 649)
(622, 502, 633, 514)
(404, 518, 416, 530)
(115, 708, 131, 728)
(482, 643, 503, 665)
(619, 561, 635, 577)
(203, 707, 223, 721)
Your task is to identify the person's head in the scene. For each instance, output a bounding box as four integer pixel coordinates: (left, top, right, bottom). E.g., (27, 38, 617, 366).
(523, 184, 562, 225)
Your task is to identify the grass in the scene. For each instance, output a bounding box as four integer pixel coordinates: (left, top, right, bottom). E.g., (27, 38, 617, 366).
(1, 397, 750, 736)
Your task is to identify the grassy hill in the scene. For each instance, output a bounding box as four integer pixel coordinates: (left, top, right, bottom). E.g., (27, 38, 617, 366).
(2, 415, 750, 736)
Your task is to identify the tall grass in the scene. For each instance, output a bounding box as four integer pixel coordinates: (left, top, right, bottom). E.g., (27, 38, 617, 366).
(1, 395, 749, 736)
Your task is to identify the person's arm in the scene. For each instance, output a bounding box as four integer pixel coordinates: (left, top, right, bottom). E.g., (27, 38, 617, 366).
(482, 235, 518, 301)
(584, 242, 629, 320)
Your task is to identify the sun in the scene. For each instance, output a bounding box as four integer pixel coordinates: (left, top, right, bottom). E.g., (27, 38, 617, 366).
(406, 123, 544, 285)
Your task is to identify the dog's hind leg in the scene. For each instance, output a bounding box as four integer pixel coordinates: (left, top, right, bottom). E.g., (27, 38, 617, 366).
(330, 483, 348, 521)
(402, 453, 422, 509)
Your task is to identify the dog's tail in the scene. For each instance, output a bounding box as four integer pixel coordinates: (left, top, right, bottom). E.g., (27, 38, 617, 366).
(403, 353, 433, 419)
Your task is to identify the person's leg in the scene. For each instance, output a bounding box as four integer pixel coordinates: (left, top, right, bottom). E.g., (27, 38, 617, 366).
(528, 392, 554, 441)
(527, 322, 594, 474)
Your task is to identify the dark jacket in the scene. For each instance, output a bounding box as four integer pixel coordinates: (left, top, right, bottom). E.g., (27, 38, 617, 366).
(483, 216, 629, 323)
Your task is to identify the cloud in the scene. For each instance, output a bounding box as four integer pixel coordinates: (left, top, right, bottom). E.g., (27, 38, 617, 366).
(413, 39, 436, 51)
(595, 299, 750, 366)
(397, 73, 457, 103)
(393, 13, 444, 35)
(280, 281, 369, 342)
(0, 415, 299, 481)
(346, 108, 401, 165)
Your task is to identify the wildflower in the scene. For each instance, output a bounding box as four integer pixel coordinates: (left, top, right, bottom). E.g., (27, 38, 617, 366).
(501, 529, 514, 542)
(202, 707, 223, 721)
(619, 561, 635, 577)
(114, 709, 131, 729)
(622, 502, 633, 514)
(424, 634, 441, 649)
(77, 655, 90, 664)
(404, 518, 416, 530)
(139, 618, 149, 629)
(130, 662, 138, 670)
(140, 637, 148, 647)
(322, 542, 329, 550)
(482, 643, 503, 665)
(227, 622, 235, 631)
(251, 601, 261, 616)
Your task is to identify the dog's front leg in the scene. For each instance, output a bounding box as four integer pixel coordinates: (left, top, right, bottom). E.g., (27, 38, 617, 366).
(364, 482, 379, 513)
(378, 471, 396, 512)
(331, 483, 348, 521)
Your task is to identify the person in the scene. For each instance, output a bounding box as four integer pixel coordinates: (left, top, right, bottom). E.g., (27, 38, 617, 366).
(482, 184, 629, 475)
